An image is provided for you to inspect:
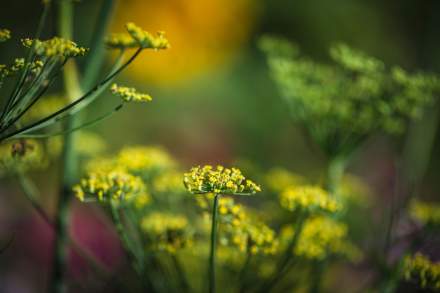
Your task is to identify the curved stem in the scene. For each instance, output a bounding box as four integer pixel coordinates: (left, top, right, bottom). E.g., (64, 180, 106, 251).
(209, 194, 221, 293)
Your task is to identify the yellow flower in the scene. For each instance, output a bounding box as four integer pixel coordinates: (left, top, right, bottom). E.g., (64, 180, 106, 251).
(21, 37, 87, 58)
(280, 216, 361, 261)
(409, 199, 440, 227)
(105, 33, 138, 49)
(141, 212, 192, 254)
(0, 28, 11, 42)
(183, 165, 261, 195)
(279, 185, 341, 213)
(403, 253, 440, 290)
(73, 169, 149, 204)
(110, 83, 152, 103)
(125, 22, 170, 50)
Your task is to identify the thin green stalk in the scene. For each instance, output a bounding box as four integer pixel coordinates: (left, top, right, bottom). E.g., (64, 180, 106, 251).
(82, 0, 115, 90)
(50, 1, 82, 292)
(209, 193, 221, 293)
(326, 156, 346, 197)
(309, 261, 327, 293)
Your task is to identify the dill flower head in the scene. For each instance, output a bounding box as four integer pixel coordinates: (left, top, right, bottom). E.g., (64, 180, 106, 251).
(265, 167, 306, 192)
(0, 139, 46, 175)
(403, 253, 440, 290)
(116, 146, 176, 176)
(260, 36, 440, 156)
(105, 33, 138, 49)
(279, 185, 340, 213)
(218, 196, 247, 227)
(244, 221, 279, 255)
(110, 83, 152, 103)
(0, 28, 11, 42)
(281, 216, 361, 261)
(73, 169, 149, 204)
(183, 165, 261, 195)
(22, 37, 88, 58)
(125, 22, 170, 50)
(140, 212, 192, 254)
(409, 199, 440, 227)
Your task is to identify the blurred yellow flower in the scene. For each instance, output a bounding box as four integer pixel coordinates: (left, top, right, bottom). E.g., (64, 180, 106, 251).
(111, 0, 256, 84)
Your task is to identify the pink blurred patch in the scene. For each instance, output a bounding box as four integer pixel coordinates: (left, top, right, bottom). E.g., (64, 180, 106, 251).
(68, 202, 124, 278)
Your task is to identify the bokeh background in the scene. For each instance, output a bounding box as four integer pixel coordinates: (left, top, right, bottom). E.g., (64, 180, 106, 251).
(1, 0, 440, 292)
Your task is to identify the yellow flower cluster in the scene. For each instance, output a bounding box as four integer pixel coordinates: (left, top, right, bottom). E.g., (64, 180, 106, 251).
(0, 58, 44, 78)
(126, 22, 170, 50)
(281, 216, 361, 261)
(218, 197, 247, 227)
(110, 83, 152, 103)
(73, 169, 149, 204)
(265, 167, 306, 192)
(404, 253, 440, 290)
(245, 221, 279, 255)
(409, 199, 440, 226)
(106, 22, 169, 50)
(116, 146, 176, 175)
(183, 165, 261, 195)
(279, 185, 340, 213)
(105, 33, 138, 49)
(140, 212, 192, 254)
(0, 28, 11, 42)
(206, 196, 278, 255)
(0, 139, 46, 175)
(21, 37, 87, 58)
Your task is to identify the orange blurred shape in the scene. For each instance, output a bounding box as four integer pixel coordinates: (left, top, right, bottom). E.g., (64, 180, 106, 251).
(111, 0, 256, 85)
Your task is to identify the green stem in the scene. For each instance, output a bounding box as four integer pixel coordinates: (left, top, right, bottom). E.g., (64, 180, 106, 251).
(309, 261, 326, 293)
(326, 156, 346, 197)
(209, 194, 221, 293)
(50, 1, 83, 292)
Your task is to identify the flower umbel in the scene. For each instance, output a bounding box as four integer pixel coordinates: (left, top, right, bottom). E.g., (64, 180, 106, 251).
(22, 37, 88, 58)
(0, 28, 11, 42)
(279, 185, 340, 213)
(141, 212, 192, 254)
(110, 83, 152, 103)
(183, 165, 261, 195)
(409, 199, 440, 227)
(126, 22, 170, 50)
(403, 253, 440, 290)
(73, 169, 148, 203)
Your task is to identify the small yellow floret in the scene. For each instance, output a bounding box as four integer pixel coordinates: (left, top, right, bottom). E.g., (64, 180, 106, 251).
(110, 83, 152, 103)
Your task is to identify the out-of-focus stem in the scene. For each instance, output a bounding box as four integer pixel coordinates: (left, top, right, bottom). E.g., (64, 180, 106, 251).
(209, 194, 220, 293)
(50, 0, 115, 292)
(50, 1, 82, 292)
(326, 155, 346, 197)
